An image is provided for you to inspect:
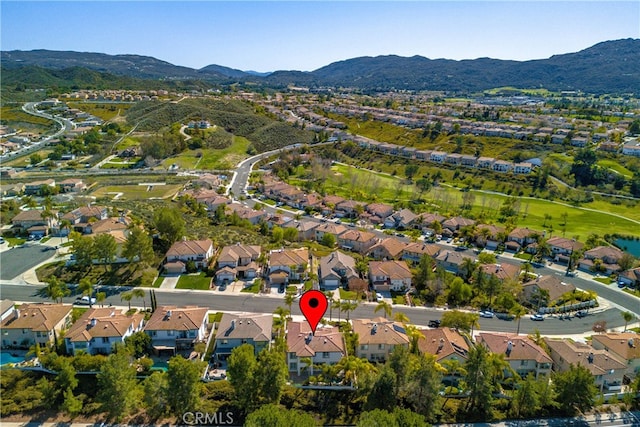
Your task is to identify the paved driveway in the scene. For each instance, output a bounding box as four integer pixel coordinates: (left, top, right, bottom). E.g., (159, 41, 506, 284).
(159, 276, 179, 289)
(0, 243, 57, 280)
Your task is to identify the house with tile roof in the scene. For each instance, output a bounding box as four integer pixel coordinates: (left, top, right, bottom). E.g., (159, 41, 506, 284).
(442, 216, 476, 233)
(435, 250, 475, 276)
(591, 332, 640, 379)
(479, 263, 521, 282)
(268, 248, 309, 284)
(11, 209, 59, 236)
(545, 338, 627, 391)
(384, 208, 419, 229)
(368, 260, 412, 291)
(338, 229, 378, 254)
(367, 237, 407, 260)
(216, 243, 261, 280)
(578, 246, 624, 275)
(418, 327, 470, 364)
(214, 312, 272, 358)
(506, 227, 541, 252)
(1, 303, 72, 349)
(618, 267, 640, 287)
(364, 203, 395, 225)
(315, 222, 348, 244)
(477, 332, 553, 378)
(65, 307, 145, 355)
(165, 239, 214, 272)
(521, 275, 576, 307)
(547, 237, 584, 256)
(402, 242, 441, 265)
(144, 306, 209, 353)
(318, 251, 359, 290)
(352, 318, 410, 362)
(0, 300, 15, 322)
(286, 321, 346, 375)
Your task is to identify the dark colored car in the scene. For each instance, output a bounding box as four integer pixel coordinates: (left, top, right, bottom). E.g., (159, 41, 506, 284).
(428, 320, 441, 328)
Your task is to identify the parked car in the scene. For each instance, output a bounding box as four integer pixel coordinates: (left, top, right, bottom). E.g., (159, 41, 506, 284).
(74, 295, 96, 305)
(530, 314, 545, 321)
(575, 311, 588, 318)
(479, 310, 494, 318)
(617, 281, 626, 288)
(428, 319, 441, 328)
(375, 293, 384, 301)
(495, 312, 515, 321)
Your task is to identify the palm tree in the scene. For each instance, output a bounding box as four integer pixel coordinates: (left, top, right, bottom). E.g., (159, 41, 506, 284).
(393, 312, 410, 324)
(374, 300, 392, 319)
(131, 288, 146, 311)
(405, 324, 424, 354)
(461, 257, 477, 282)
(511, 304, 527, 335)
(333, 355, 376, 387)
(96, 291, 107, 308)
(274, 306, 290, 337)
(332, 298, 341, 323)
(324, 291, 334, 321)
(44, 276, 69, 303)
(120, 291, 133, 311)
(300, 356, 314, 376)
(535, 239, 552, 263)
(621, 311, 636, 332)
(78, 278, 94, 307)
(59, 219, 72, 242)
(284, 291, 296, 320)
(340, 300, 358, 321)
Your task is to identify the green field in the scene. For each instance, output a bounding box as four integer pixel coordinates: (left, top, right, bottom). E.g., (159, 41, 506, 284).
(90, 183, 183, 200)
(3, 149, 54, 167)
(66, 102, 133, 121)
(114, 137, 140, 151)
(159, 135, 250, 170)
(292, 162, 640, 241)
(176, 273, 212, 290)
(597, 159, 634, 178)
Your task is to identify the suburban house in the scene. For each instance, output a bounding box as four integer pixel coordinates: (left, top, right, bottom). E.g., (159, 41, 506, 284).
(368, 260, 412, 291)
(544, 338, 627, 392)
(58, 178, 87, 193)
(367, 237, 407, 260)
(11, 209, 58, 237)
(442, 216, 476, 234)
(1, 303, 72, 349)
(314, 222, 348, 244)
(384, 208, 418, 229)
(591, 332, 640, 379)
(507, 227, 540, 252)
(435, 250, 475, 276)
(477, 332, 553, 379)
(286, 321, 346, 375)
(475, 224, 505, 250)
(364, 203, 395, 225)
(0, 300, 15, 322)
(618, 267, 640, 287)
(337, 229, 378, 254)
(289, 220, 319, 241)
(352, 318, 410, 363)
(24, 179, 56, 196)
(267, 248, 309, 284)
(318, 251, 359, 290)
(578, 246, 624, 275)
(65, 308, 145, 356)
(479, 263, 521, 282)
(402, 242, 441, 265)
(622, 142, 640, 157)
(144, 306, 209, 354)
(164, 239, 214, 273)
(216, 244, 262, 281)
(335, 199, 366, 218)
(225, 204, 267, 225)
(521, 275, 576, 307)
(62, 205, 109, 233)
(214, 312, 272, 358)
(547, 237, 584, 256)
(418, 327, 470, 364)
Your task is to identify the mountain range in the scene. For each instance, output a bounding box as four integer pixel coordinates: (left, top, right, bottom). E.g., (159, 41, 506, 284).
(2, 39, 639, 94)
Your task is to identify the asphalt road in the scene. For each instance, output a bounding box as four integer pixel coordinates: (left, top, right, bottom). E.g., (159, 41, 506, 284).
(0, 243, 58, 280)
(0, 281, 627, 335)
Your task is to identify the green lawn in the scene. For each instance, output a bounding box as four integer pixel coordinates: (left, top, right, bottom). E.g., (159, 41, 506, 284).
(597, 160, 633, 178)
(4, 237, 26, 247)
(241, 282, 261, 293)
(159, 135, 250, 170)
(339, 289, 357, 300)
(145, 277, 164, 288)
(208, 312, 223, 323)
(594, 277, 614, 285)
(176, 273, 212, 290)
(114, 137, 140, 151)
(90, 183, 183, 200)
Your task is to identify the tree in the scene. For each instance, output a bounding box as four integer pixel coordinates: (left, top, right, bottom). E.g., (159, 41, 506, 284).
(511, 373, 542, 418)
(125, 331, 151, 358)
(97, 348, 140, 421)
(93, 233, 117, 272)
(477, 252, 497, 265)
(44, 276, 69, 303)
(61, 387, 83, 418)
(374, 300, 392, 319)
(340, 299, 359, 321)
(441, 310, 479, 334)
(271, 226, 284, 243)
(167, 355, 205, 414)
(404, 354, 443, 419)
(461, 257, 477, 282)
(123, 227, 154, 269)
(332, 355, 376, 387)
(120, 291, 134, 311)
(245, 404, 317, 427)
(621, 311, 636, 331)
(96, 291, 107, 307)
(227, 344, 258, 413)
(78, 278, 94, 307)
(618, 253, 636, 272)
(284, 291, 295, 318)
(255, 347, 288, 405)
(447, 277, 473, 307)
(143, 371, 168, 420)
(130, 288, 146, 310)
(70, 231, 94, 269)
(405, 164, 419, 181)
(283, 227, 298, 242)
(30, 153, 43, 165)
(463, 344, 494, 419)
(413, 254, 436, 290)
(553, 364, 598, 415)
(366, 365, 397, 411)
(153, 206, 186, 244)
(321, 232, 336, 248)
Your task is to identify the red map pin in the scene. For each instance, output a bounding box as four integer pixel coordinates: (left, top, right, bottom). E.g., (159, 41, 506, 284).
(299, 290, 328, 334)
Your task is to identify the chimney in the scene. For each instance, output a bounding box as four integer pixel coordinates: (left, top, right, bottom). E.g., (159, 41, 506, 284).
(165, 310, 172, 319)
(372, 323, 378, 334)
(14, 309, 20, 320)
(90, 318, 97, 328)
(587, 353, 594, 364)
(437, 338, 444, 353)
(629, 339, 636, 348)
(506, 340, 513, 357)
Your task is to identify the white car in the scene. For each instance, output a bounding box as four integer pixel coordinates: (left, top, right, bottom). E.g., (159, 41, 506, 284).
(376, 293, 384, 301)
(530, 314, 545, 321)
(74, 295, 96, 305)
(479, 310, 494, 318)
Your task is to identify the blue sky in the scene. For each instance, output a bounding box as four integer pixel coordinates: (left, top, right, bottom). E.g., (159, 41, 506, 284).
(2, 1, 639, 72)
